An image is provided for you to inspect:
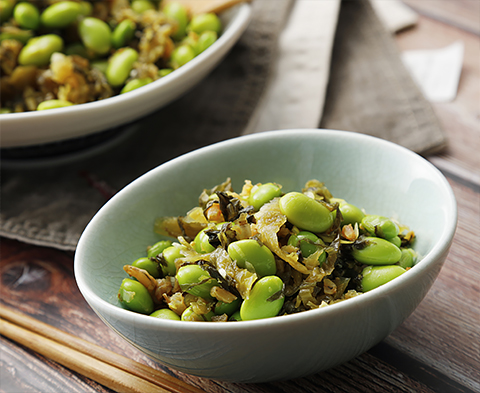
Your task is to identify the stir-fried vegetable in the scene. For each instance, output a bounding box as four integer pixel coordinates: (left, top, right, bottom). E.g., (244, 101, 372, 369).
(118, 178, 418, 321)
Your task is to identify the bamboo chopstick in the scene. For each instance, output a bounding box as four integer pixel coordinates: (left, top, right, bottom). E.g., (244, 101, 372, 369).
(0, 304, 204, 393)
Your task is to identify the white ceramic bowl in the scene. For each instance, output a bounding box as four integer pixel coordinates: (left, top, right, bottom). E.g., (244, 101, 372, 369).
(74, 129, 457, 383)
(0, 4, 251, 148)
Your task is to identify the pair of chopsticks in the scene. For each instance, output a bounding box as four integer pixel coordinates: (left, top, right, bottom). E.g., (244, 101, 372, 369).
(0, 304, 204, 393)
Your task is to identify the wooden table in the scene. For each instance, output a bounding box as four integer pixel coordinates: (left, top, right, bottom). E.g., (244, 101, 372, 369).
(1, 1, 479, 392)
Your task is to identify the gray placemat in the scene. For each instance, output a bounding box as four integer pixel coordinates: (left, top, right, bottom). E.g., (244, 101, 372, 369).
(0, 0, 447, 251)
(320, 0, 447, 155)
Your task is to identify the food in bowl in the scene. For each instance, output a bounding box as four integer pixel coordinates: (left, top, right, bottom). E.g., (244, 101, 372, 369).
(0, 0, 222, 113)
(118, 178, 417, 321)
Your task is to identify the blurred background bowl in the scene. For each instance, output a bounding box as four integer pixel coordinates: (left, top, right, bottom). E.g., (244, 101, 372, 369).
(74, 129, 457, 383)
(0, 3, 251, 148)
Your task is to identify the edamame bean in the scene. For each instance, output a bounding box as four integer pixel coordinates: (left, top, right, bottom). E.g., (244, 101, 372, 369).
(118, 278, 154, 314)
(287, 231, 326, 265)
(90, 59, 108, 73)
(188, 13, 221, 35)
(161, 245, 184, 276)
(150, 308, 181, 320)
(158, 68, 173, 77)
(249, 182, 281, 211)
(240, 276, 284, 320)
(147, 240, 173, 258)
(339, 202, 365, 226)
(112, 19, 136, 49)
(214, 297, 242, 316)
(170, 44, 195, 69)
(229, 310, 242, 321)
(18, 34, 63, 66)
(193, 223, 224, 254)
(361, 265, 406, 292)
(227, 239, 276, 277)
(78, 17, 112, 55)
(120, 77, 152, 94)
(13, 2, 40, 30)
(65, 42, 92, 59)
(195, 30, 217, 54)
(0, 108, 12, 114)
(40, 1, 83, 29)
(163, 1, 188, 40)
(397, 248, 416, 268)
(352, 236, 402, 265)
(78, 1, 92, 16)
(37, 99, 73, 110)
(131, 0, 155, 14)
(106, 47, 138, 87)
(0, 0, 15, 23)
(176, 264, 218, 299)
(181, 305, 204, 321)
(388, 236, 401, 248)
(279, 192, 334, 233)
(131, 257, 160, 278)
(361, 215, 399, 239)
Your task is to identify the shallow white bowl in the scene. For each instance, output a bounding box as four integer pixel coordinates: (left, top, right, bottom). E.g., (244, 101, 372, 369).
(0, 4, 251, 148)
(74, 129, 457, 383)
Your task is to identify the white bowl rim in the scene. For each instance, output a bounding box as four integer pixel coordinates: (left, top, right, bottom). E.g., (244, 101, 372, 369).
(74, 128, 458, 332)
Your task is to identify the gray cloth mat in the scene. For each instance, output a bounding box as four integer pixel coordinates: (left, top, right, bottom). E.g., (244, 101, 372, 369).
(0, 0, 446, 251)
(320, 0, 446, 154)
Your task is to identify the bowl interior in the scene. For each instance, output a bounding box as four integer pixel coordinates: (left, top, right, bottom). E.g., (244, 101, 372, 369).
(76, 129, 457, 309)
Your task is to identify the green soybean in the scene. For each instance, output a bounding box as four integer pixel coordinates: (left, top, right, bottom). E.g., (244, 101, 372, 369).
(249, 182, 281, 211)
(339, 202, 365, 226)
(240, 276, 284, 321)
(147, 240, 173, 259)
(112, 19, 136, 49)
(18, 34, 64, 66)
(181, 305, 204, 321)
(37, 99, 73, 110)
(161, 245, 183, 276)
(195, 30, 217, 54)
(150, 308, 181, 320)
(158, 68, 173, 77)
(352, 236, 402, 265)
(214, 297, 242, 316)
(131, 0, 155, 14)
(120, 77, 153, 94)
(279, 192, 334, 233)
(1, 0, 15, 23)
(40, 1, 83, 29)
(229, 310, 242, 321)
(0, 108, 12, 114)
(398, 248, 416, 269)
(361, 265, 406, 292)
(188, 13, 221, 35)
(118, 278, 154, 314)
(13, 2, 40, 30)
(170, 44, 195, 69)
(193, 223, 224, 254)
(163, 1, 188, 40)
(227, 239, 276, 277)
(176, 264, 218, 299)
(388, 236, 402, 248)
(287, 231, 326, 265)
(106, 47, 138, 87)
(65, 42, 92, 59)
(131, 257, 160, 278)
(78, 17, 112, 55)
(78, 1, 92, 16)
(362, 215, 399, 239)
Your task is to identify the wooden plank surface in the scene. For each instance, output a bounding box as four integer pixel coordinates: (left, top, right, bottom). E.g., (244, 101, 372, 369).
(1, 1, 479, 392)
